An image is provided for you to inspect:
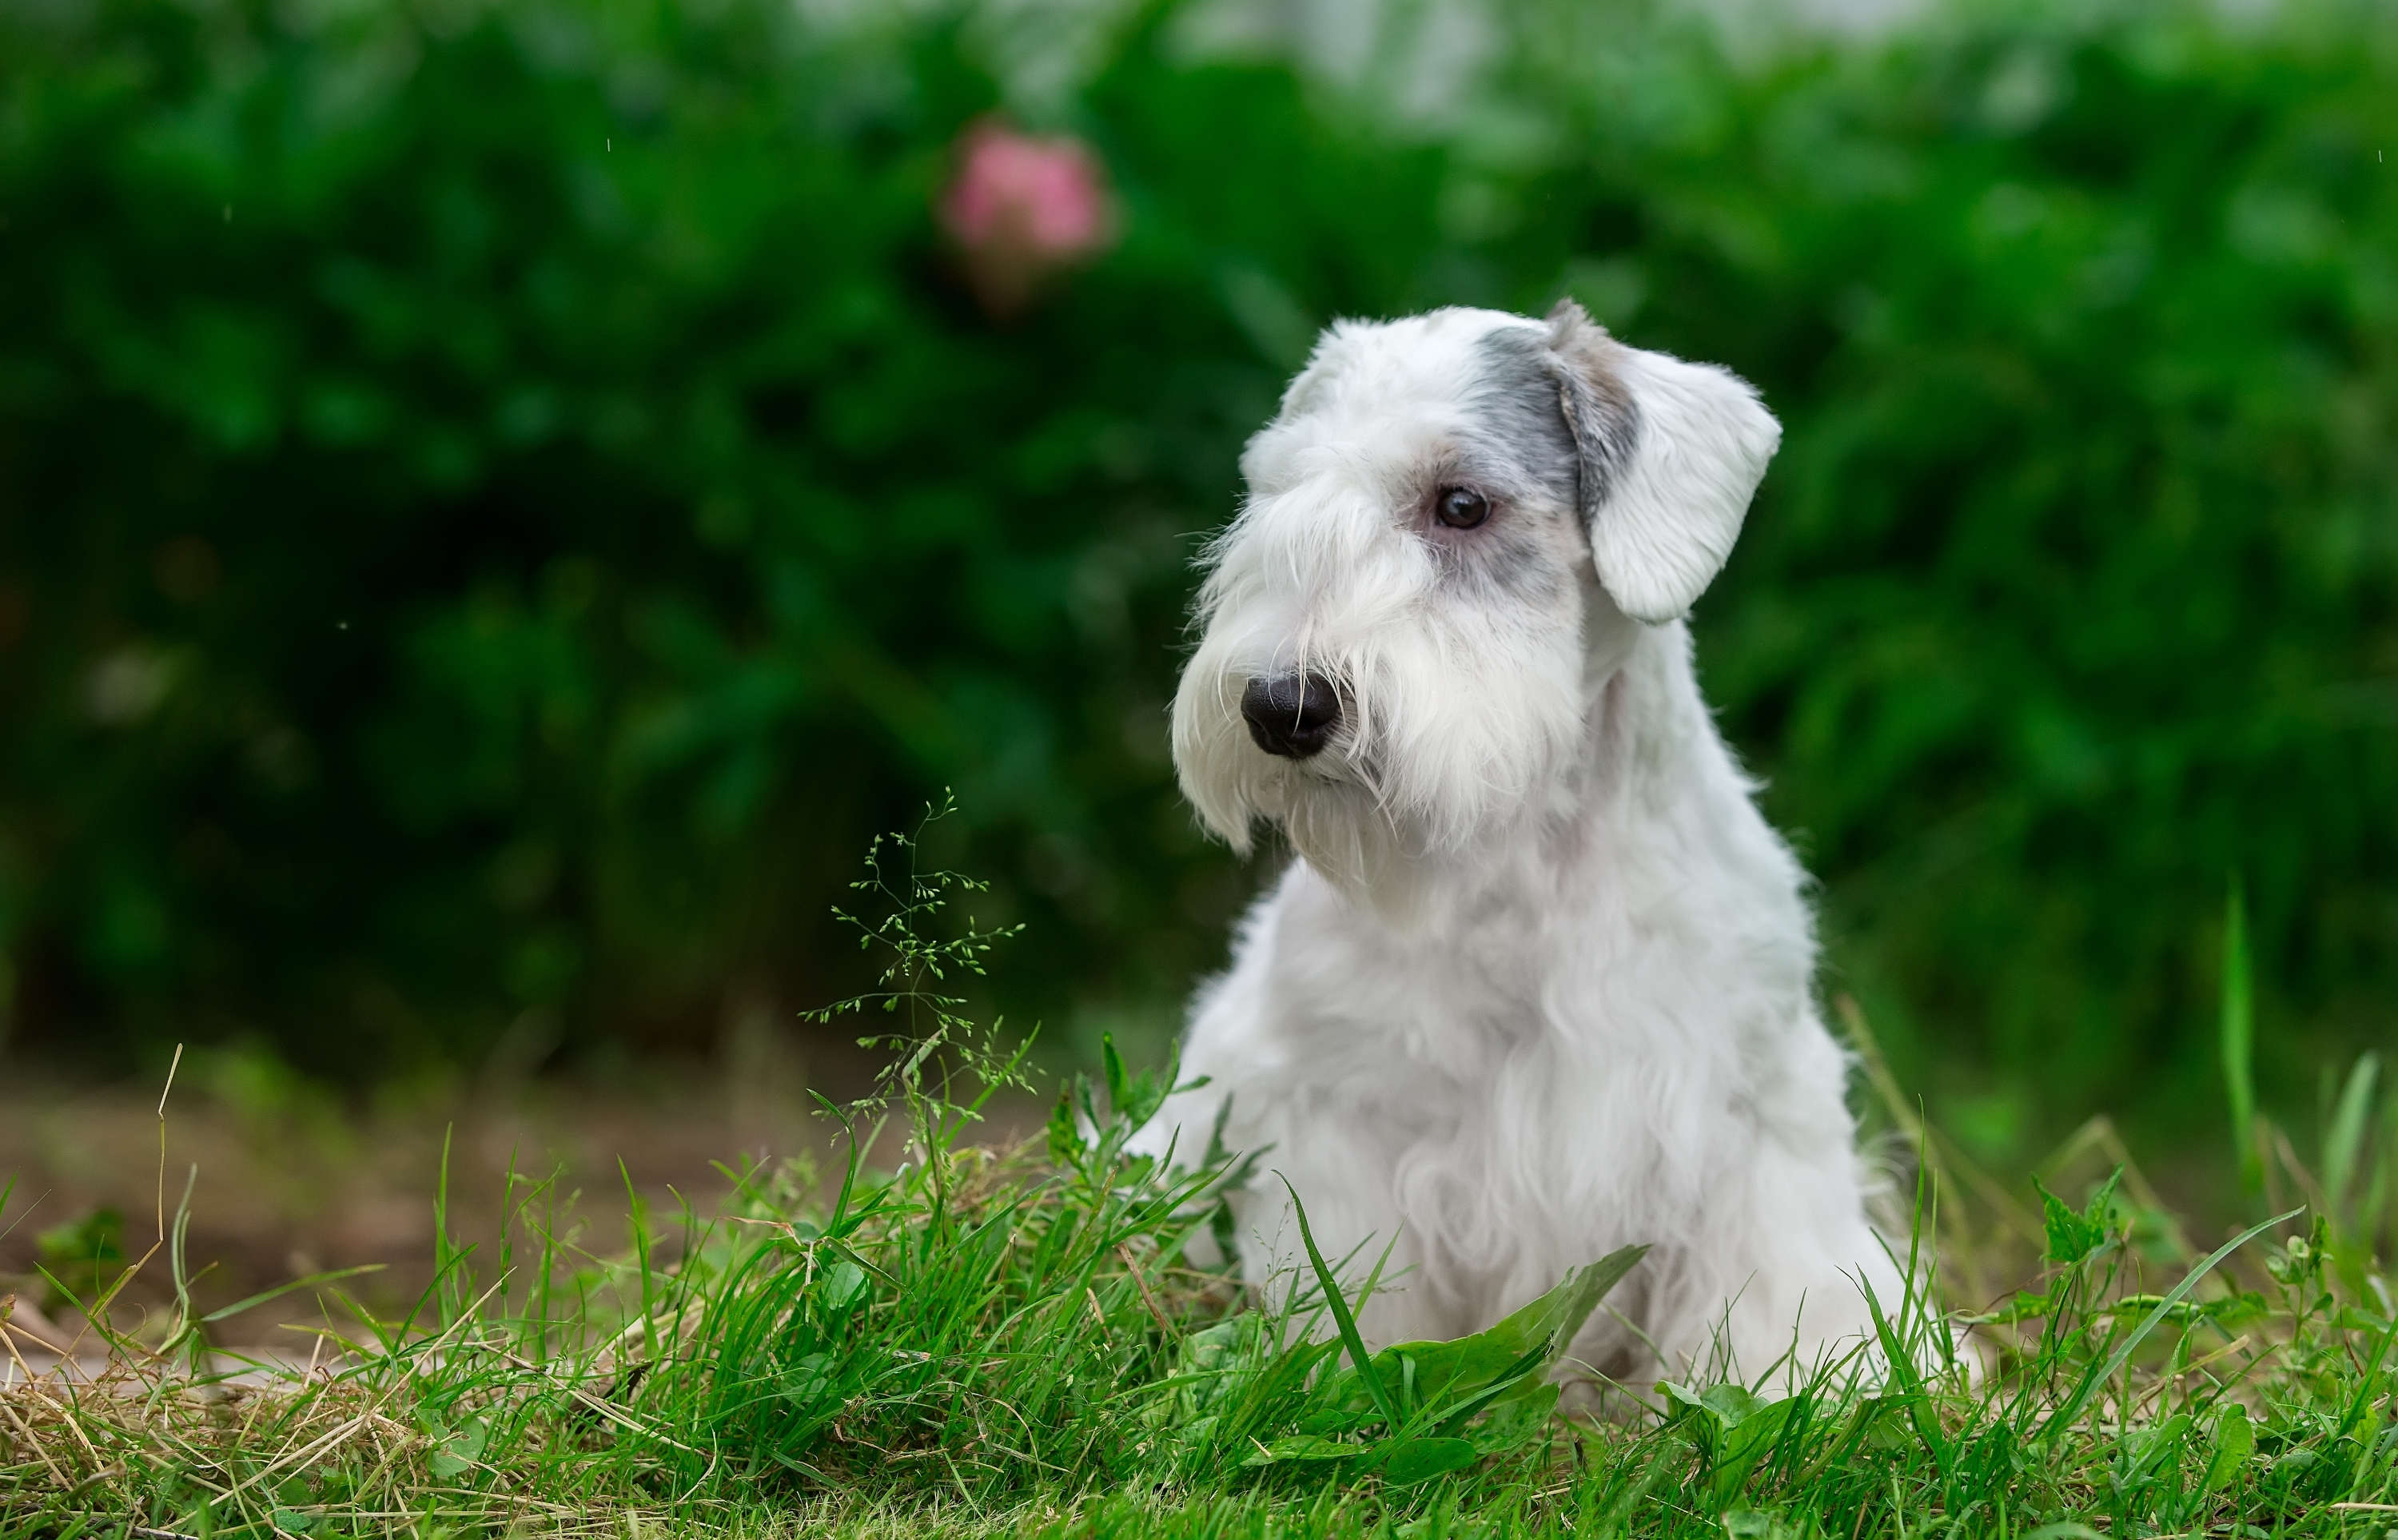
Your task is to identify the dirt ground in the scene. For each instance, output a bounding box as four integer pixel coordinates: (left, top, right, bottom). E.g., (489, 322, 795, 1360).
(0, 1032, 1046, 1351)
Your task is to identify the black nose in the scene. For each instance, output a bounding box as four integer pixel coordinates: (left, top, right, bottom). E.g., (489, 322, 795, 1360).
(1241, 672, 1342, 758)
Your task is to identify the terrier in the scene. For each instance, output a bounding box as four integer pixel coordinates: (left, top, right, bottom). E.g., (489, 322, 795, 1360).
(1134, 302, 1899, 1383)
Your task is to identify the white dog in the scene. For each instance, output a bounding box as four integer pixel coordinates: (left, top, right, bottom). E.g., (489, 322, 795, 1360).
(1131, 301, 1901, 1384)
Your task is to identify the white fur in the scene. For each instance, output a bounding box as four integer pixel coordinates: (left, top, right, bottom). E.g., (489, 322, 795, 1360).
(1588, 348, 1781, 624)
(1135, 304, 1898, 1385)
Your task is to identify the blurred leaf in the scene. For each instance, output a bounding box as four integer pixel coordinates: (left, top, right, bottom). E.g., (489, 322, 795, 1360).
(2321, 1051, 2379, 1222)
(2203, 1403, 2253, 1495)
(34, 1207, 127, 1314)
(2223, 879, 2261, 1192)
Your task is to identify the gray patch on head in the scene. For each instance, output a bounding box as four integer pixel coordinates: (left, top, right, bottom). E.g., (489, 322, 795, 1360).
(1468, 324, 1583, 511)
(1430, 323, 1587, 603)
(1456, 510, 1567, 602)
(1543, 300, 1643, 523)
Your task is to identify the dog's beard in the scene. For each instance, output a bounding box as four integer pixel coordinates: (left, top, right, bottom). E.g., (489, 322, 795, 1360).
(1173, 629, 1587, 929)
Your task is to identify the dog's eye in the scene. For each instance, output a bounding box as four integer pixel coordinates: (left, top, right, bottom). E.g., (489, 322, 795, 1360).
(1434, 487, 1490, 530)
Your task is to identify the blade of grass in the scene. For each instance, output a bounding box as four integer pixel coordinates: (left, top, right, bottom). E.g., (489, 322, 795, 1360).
(153, 1041, 182, 1250)
(200, 1264, 388, 1326)
(2041, 1207, 2298, 1440)
(619, 1155, 658, 1367)
(2222, 876, 2261, 1193)
(2324, 1053, 2380, 1224)
(1277, 1175, 1400, 1437)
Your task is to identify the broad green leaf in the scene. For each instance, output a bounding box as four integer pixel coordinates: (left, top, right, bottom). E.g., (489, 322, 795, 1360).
(1241, 1434, 1361, 1466)
(1702, 1383, 1767, 1425)
(1663, 1378, 1803, 1506)
(1707, 1397, 1801, 1506)
(2034, 1170, 2117, 1265)
(2203, 1403, 2253, 1494)
(822, 1259, 867, 1311)
(1368, 1244, 1648, 1416)
(1466, 1383, 1561, 1454)
(1376, 1436, 1480, 1485)
(1860, 1399, 1916, 1451)
(429, 1413, 489, 1479)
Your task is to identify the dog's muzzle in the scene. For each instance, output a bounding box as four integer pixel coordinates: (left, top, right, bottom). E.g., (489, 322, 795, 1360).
(1241, 672, 1342, 759)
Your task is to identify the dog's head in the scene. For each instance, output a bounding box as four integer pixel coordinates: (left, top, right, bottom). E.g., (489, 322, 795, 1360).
(1172, 301, 1780, 921)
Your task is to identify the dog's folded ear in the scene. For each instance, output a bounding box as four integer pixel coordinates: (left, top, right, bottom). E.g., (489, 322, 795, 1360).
(1545, 299, 1782, 623)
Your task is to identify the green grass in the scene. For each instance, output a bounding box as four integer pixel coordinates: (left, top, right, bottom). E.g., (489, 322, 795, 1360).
(6, 865, 2398, 1538)
(6, 1071, 2398, 1538)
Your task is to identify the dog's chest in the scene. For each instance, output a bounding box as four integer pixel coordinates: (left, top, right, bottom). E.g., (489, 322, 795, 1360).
(1263, 869, 1557, 1093)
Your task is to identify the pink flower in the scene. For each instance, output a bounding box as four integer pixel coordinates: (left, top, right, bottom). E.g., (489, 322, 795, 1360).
(940, 121, 1116, 316)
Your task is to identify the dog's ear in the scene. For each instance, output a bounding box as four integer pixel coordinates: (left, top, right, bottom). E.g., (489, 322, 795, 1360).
(1544, 300, 1781, 623)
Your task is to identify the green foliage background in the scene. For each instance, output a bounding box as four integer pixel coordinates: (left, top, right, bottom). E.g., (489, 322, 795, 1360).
(0, 0, 2392, 1157)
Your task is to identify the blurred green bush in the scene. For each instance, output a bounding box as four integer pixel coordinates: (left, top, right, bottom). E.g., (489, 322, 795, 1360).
(0, 0, 2391, 1153)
